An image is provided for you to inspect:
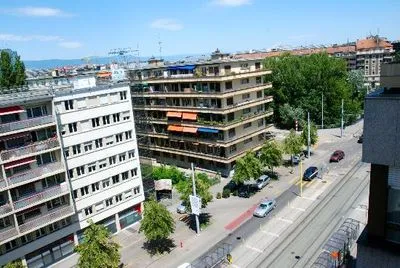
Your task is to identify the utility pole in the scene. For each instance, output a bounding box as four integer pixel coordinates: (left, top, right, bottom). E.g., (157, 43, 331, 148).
(191, 163, 200, 234)
(321, 92, 324, 129)
(299, 160, 303, 197)
(341, 99, 344, 138)
(307, 112, 311, 158)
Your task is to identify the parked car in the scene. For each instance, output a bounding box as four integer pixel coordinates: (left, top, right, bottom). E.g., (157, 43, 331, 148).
(358, 134, 363, 143)
(330, 150, 345, 162)
(292, 152, 306, 165)
(238, 184, 252, 198)
(255, 175, 271, 190)
(253, 199, 276, 217)
(223, 180, 239, 193)
(177, 202, 188, 214)
(303, 166, 319, 181)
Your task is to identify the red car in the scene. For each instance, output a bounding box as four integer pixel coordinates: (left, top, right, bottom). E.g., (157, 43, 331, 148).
(330, 150, 345, 162)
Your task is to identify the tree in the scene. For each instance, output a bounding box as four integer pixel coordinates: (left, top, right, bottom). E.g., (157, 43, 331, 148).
(232, 151, 262, 185)
(176, 173, 213, 211)
(283, 130, 304, 164)
(301, 122, 318, 146)
(0, 50, 13, 89)
(4, 260, 25, 268)
(75, 220, 121, 268)
(152, 165, 186, 185)
(139, 200, 175, 241)
(279, 103, 304, 129)
(13, 55, 26, 86)
(259, 141, 283, 172)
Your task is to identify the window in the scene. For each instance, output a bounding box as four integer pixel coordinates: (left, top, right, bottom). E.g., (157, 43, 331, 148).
(243, 108, 251, 114)
(225, 81, 233, 90)
(131, 168, 138, 177)
(228, 128, 236, 138)
(102, 115, 110, 125)
(27, 106, 48, 118)
(84, 207, 93, 216)
(84, 142, 92, 152)
(241, 78, 249, 84)
(88, 163, 96, 173)
(120, 91, 127, 100)
(244, 137, 253, 144)
(36, 152, 56, 165)
(5, 240, 17, 252)
(133, 186, 140, 195)
(47, 196, 66, 210)
(125, 190, 132, 198)
(123, 112, 130, 121)
(125, 131, 132, 140)
(68, 169, 74, 179)
(243, 122, 252, 129)
(42, 174, 63, 188)
(116, 194, 122, 203)
(242, 93, 250, 100)
(99, 159, 107, 169)
(92, 182, 100, 193)
(256, 76, 262, 84)
(116, 133, 123, 143)
(64, 100, 74, 111)
(68, 123, 77, 133)
(112, 174, 120, 184)
(258, 118, 264, 127)
(102, 179, 110, 188)
(227, 97, 233, 106)
(119, 154, 126, 162)
(95, 138, 103, 148)
(80, 186, 89, 197)
(106, 136, 114, 146)
(240, 63, 249, 69)
(64, 148, 70, 158)
(77, 166, 85, 176)
(122, 171, 129, 180)
(105, 198, 113, 207)
(0, 217, 11, 229)
(113, 113, 120, 123)
(128, 150, 135, 159)
(257, 90, 262, 98)
(255, 62, 261, 70)
(72, 145, 81, 155)
(109, 156, 117, 165)
(73, 190, 78, 199)
(230, 144, 237, 153)
(95, 203, 104, 212)
(92, 117, 100, 128)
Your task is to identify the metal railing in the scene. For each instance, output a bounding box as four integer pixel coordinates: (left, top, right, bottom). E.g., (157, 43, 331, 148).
(0, 115, 54, 134)
(1, 138, 60, 161)
(13, 183, 69, 211)
(0, 227, 18, 242)
(0, 202, 12, 215)
(8, 161, 64, 186)
(18, 205, 74, 234)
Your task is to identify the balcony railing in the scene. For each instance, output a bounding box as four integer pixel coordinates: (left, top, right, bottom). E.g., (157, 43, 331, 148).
(0, 179, 6, 189)
(1, 137, 60, 162)
(0, 202, 12, 215)
(0, 115, 54, 134)
(0, 226, 18, 242)
(8, 161, 64, 186)
(13, 183, 69, 211)
(18, 205, 74, 234)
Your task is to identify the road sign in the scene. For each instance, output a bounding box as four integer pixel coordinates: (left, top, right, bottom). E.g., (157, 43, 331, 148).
(190, 195, 201, 216)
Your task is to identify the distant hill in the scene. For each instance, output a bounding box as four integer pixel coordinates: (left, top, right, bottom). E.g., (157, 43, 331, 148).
(24, 54, 205, 69)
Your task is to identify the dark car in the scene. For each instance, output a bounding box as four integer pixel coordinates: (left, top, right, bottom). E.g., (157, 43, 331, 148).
(238, 184, 252, 198)
(223, 180, 239, 192)
(357, 134, 363, 143)
(303, 166, 319, 181)
(330, 150, 345, 162)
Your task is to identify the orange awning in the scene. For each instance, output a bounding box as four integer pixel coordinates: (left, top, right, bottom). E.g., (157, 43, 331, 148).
(167, 125, 183, 132)
(166, 111, 182, 118)
(182, 127, 198, 133)
(182, 113, 197, 120)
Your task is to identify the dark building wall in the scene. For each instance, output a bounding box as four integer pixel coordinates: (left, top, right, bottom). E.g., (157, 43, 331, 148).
(368, 164, 389, 239)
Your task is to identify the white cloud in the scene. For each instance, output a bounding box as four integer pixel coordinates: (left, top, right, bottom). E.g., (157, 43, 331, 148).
(150, 19, 183, 31)
(212, 0, 251, 7)
(58, 41, 82, 49)
(1, 6, 72, 17)
(0, 34, 63, 42)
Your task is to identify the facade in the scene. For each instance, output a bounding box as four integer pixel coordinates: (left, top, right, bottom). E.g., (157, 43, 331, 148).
(0, 79, 144, 267)
(129, 52, 274, 176)
(358, 63, 400, 267)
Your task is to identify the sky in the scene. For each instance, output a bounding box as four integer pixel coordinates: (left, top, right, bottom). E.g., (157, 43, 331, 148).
(0, 0, 399, 60)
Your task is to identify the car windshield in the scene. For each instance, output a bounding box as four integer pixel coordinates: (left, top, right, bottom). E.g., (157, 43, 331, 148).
(257, 178, 264, 183)
(259, 203, 269, 209)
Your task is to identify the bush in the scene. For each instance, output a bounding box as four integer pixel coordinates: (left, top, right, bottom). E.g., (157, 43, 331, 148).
(222, 189, 231, 198)
(232, 190, 238, 196)
(216, 192, 222, 199)
(152, 165, 186, 185)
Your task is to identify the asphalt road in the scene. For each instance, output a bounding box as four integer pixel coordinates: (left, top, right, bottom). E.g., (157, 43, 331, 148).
(192, 129, 364, 268)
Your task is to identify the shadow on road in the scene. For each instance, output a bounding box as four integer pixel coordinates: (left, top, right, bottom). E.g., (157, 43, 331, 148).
(142, 238, 176, 256)
(181, 213, 212, 231)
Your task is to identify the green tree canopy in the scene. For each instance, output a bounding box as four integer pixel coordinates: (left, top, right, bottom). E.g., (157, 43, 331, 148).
(279, 103, 304, 129)
(259, 141, 283, 172)
(0, 50, 26, 89)
(4, 260, 25, 268)
(265, 53, 363, 128)
(139, 200, 175, 241)
(75, 220, 121, 268)
(176, 173, 213, 211)
(301, 122, 318, 146)
(152, 165, 186, 185)
(283, 129, 304, 158)
(233, 151, 262, 185)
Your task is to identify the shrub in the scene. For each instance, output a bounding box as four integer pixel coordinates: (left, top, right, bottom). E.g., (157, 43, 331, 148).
(222, 189, 231, 198)
(216, 192, 222, 199)
(232, 190, 238, 196)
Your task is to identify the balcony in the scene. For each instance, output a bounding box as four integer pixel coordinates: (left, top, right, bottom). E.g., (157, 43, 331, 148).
(13, 183, 69, 211)
(1, 137, 60, 162)
(0, 115, 55, 135)
(7, 162, 65, 187)
(0, 179, 6, 189)
(0, 202, 12, 215)
(0, 226, 18, 242)
(18, 205, 74, 234)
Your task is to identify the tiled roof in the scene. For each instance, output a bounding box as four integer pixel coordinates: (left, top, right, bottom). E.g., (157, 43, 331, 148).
(356, 37, 392, 50)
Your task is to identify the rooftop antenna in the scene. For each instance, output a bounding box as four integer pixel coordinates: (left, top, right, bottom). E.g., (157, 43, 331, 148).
(108, 47, 138, 67)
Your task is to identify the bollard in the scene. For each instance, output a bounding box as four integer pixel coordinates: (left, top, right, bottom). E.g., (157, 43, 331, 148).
(180, 241, 183, 248)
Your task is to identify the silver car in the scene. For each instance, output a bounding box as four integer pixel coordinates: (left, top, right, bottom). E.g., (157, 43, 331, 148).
(177, 202, 187, 214)
(255, 175, 271, 190)
(253, 199, 276, 217)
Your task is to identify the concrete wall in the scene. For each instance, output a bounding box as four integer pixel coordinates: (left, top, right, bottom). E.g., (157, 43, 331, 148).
(381, 64, 400, 88)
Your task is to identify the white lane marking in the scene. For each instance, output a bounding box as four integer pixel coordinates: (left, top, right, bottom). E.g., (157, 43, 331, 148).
(277, 217, 293, 224)
(261, 230, 280, 237)
(230, 264, 241, 268)
(355, 207, 367, 211)
(245, 244, 263, 253)
(300, 196, 316, 201)
(290, 206, 306, 212)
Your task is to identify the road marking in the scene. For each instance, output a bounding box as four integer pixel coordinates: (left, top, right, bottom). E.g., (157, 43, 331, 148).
(300, 196, 316, 201)
(290, 206, 306, 212)
(230, 264, 241, 268)
(261, 230, 280, 237)
(295, 180, 308, 186)
(245, 244, 263, 253)
(355, 207, 367, 211)
(277, 217, 293, 224)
